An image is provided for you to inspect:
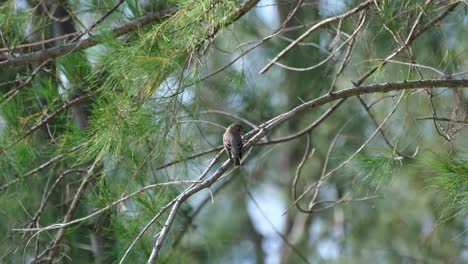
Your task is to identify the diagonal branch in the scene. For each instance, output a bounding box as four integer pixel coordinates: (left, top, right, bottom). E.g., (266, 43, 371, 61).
(259, 0, 373, 74)
(353, 1, 460, 86)
(3, 94, 89, 152)
(145, 78, 468, 262)
(1, 0, 263, 69)
(0, 8, 177, 68)
(0, 143, 85, 192)
(12, 78, 468, 261)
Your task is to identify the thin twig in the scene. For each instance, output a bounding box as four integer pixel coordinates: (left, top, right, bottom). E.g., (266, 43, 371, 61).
(311, 195, 379, 212)
(28, 169, 87, 229)
(195, 0, 304, 82)
(291, 133, 314, 211)
(14, 180, 202, 232)
(289, 92, 405, 212)
(2, 59, 52, 101)
(141, 78, 468, 261)
(244, 184, 311, 264)
(3, 94, 89, 151)
(201, 110, 258, 129)
(353, 1, 460, 86)
(177, 119, 226, 130)
(270, 12, 366, 72)
(156, 78, 468, 170)
(259, 0, 373, 74)
(0, 8, 177, 68)
(416, 116, 468, 124)
(0, 143, 85, 192)
(34, 160, 100, 262)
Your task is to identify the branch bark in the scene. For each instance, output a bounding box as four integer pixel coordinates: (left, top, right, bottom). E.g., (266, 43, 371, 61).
(146, 78, 468, 262)
(0, 8, 177, 68)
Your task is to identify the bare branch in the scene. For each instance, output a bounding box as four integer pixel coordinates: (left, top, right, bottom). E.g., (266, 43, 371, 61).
(195, 0, 303, 82)
(270, 11, 366, 72)
(259, 0, 373, 74)
(3, 94, 90, 152)
(416, 116, 468, 124)
(0, 143, 85, 192)
(156, 79, 468, 171)
(35, 161, 100, 261)
(290, 92, 405, 211)
(201, 110, 258, 129)
(13, 180, 201, 233)
(354, 1, 460, 86)
(244, 185, 311, 264)
(0, 8, 177, 68)
(142, 78, 468, 261)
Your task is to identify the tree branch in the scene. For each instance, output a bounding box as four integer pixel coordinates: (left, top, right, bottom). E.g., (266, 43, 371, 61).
(146, 78, 468, 261)
(259, 0, 373, 74)
(0, 8, 177, 68)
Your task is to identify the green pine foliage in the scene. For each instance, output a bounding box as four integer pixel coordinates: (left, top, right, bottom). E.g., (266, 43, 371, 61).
(356, 153, 402, 191)
(0, 2, 31, 45)
(0, 0, 243, 261)
(429, 154, 468, 217)
(1, 0, 468, 263)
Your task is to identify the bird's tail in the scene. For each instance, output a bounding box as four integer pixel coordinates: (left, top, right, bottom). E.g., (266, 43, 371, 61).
(234, 157, 240, 167)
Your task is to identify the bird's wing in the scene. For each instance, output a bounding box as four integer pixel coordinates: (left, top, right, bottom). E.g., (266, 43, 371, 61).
(224, 142, 232, 155)
(237, 141, 243, 160)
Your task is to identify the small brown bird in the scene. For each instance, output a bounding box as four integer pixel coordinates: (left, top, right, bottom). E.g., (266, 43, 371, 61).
(223, 124, 245, 167)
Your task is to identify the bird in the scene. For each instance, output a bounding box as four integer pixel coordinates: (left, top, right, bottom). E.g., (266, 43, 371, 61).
(223, 124, 245, 167)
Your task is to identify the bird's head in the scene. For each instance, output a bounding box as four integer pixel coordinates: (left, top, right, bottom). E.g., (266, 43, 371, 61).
(227, 124, 245, 133)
